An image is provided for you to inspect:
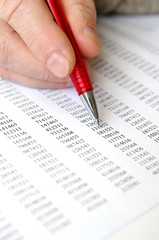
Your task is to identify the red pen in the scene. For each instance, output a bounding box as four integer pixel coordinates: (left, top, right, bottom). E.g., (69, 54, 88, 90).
(46, 0, 99, 124)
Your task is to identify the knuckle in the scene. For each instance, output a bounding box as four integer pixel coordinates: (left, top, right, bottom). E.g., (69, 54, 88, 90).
(70, 0, 97, 24)
(71, 0, 96, 12)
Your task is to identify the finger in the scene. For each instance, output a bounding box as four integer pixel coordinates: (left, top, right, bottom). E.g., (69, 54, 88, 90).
(0, 0, 75, 79)
(0, 18, 71, 84)
(0, 66, 73, 89)
(61, 0, 101, 58)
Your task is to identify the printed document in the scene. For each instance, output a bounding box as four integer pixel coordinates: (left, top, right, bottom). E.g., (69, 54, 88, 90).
(0, 15, 159, 240)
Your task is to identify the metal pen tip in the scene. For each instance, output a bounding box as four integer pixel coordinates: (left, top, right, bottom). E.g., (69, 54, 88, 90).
(80, 90, 99, 125)
(96, 118, 100, 126)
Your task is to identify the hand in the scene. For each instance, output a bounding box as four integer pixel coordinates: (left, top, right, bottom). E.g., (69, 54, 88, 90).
(0, 0, 101, 89)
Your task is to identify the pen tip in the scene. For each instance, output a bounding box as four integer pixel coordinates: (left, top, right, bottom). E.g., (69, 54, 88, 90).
(96, 118, 100, 126)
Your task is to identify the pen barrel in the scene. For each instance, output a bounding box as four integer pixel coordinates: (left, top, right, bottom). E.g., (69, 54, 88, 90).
(46, 0, 94, 95)
(70, 61, 93, 96)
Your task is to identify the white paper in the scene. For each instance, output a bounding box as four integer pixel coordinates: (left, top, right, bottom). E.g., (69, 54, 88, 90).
(0, 15, 159, 240)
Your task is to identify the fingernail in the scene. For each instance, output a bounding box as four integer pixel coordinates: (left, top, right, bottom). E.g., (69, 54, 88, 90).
(47, 52, 69, 78)
(83, 27, 101, 48)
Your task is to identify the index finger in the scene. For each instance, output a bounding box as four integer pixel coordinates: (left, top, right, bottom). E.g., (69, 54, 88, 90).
(0, 0, 75, 78)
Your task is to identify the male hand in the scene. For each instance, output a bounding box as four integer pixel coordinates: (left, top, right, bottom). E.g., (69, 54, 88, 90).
(0, 0, 101, 88)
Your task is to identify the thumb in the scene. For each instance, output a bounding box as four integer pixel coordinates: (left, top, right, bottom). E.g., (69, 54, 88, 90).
(62, 0, 101, 58)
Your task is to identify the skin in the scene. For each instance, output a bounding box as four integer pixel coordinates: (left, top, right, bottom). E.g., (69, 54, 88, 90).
(0, 0, 101, 89)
